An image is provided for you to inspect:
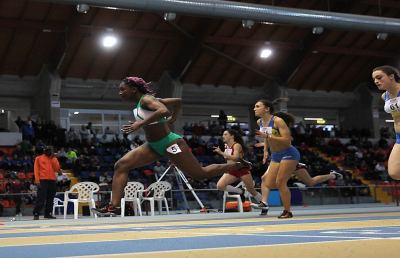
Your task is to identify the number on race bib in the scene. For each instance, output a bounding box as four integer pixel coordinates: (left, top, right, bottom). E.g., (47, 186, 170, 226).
(166, 144, 182, 154)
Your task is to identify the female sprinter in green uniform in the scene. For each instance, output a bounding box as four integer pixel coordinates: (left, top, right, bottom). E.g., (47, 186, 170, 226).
(95, 77, 250, 214)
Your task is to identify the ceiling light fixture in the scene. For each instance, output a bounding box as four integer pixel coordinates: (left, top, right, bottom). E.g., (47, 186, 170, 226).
(76, 4, 90, 14)
(376, 32, 388, 40)
(164, 13, 176, 21)
(242, 20, 255, 29)
(312, 26, 324, 35)
(260, 48, 272, 59)
(102, 34, 118, 48)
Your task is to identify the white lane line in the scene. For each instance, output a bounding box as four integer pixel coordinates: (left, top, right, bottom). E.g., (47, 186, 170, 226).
(235, 233, 374, 239)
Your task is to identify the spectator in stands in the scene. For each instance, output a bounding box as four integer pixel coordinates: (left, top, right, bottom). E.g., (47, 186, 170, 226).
(99, 172, 111, 185)
(372, 65, 400, 180)
(33, 146, 60, 220)
(56, 171, 70, 192)
(105, 126, 114, 134)
(14, 116, 24, 131)
(79, 125, 90, 146)
(218, 110, 227, 130)
(153, 161, 166, 179)
(21, 119, 35, 143)
(209, 121, 221, 136)
(374, 161, 387, 180)
(66, 128, 80, 146)
(66, 148, 77, 162)
(86, 122, 94, 134)
(12, 144, 25, 159)
(7, 177, 24, 216)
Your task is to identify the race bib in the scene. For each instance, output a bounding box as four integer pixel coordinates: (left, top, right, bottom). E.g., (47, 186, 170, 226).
(224, 148, 233, 155)
(166, 144, 182, 154)
(260, 127, 272, 135)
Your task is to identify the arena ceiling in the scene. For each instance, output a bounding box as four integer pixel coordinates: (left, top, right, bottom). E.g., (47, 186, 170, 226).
(0, 0, 400, 92)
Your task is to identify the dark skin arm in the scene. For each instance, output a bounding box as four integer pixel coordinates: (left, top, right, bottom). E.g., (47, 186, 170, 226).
(159, 98, 182, 125)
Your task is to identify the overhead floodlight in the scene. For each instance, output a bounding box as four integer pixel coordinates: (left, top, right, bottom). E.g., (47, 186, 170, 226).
(312, 26, 324, 35)
(102, 35, 118, 48)
(260, 48, 272, 59)
(242, 20, 255, 29)
(164, 12, 176, 21)
(76, 4, 90, 14)
(73, 111, 79, 115)
(376, 32, 388, 40)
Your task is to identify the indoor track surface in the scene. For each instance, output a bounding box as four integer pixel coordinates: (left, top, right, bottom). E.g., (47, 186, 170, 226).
(1, 206, 399, 258)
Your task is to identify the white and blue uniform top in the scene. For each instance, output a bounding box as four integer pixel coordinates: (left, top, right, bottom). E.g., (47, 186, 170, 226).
(259, 115, 280, 136)
(383, 91, 400, 118)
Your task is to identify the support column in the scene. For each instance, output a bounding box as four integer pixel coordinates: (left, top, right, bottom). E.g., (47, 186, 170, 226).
(262, 82, 289, 112)
(32, 66, 61, 123)
(339, 85, 375, 137)
(157, 72, 183, 134)
(371, 92, 383, 138)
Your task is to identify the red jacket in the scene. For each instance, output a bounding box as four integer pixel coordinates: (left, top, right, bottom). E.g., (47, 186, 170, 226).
(34, 154, 60, 183)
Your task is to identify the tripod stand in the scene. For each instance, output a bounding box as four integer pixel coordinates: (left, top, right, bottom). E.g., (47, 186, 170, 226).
(156, 165, 205, 213)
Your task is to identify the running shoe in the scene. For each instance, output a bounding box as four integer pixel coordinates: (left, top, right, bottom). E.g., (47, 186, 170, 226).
(278, 210, 293, 219)
(237, 185, 246, 202)
(330, 170, 343, 180)
(293, 182, 307, 189)
(236, 158, 252, 169)
(251, 201, 269, 216)
(92, 204, 121, 216)
(260, 207, 269, 216)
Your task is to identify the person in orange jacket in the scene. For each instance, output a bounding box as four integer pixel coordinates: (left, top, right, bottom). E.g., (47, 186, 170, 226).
(33, 146, 60, 220)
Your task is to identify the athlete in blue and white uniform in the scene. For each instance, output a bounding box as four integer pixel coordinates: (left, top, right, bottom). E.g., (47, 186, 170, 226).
(252, 100, 300, 218)
(373, 65, 400, 180)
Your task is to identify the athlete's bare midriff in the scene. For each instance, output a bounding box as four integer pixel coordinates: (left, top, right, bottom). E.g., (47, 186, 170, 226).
(143, 123, 171, 142)
(268, 137, 291, 153)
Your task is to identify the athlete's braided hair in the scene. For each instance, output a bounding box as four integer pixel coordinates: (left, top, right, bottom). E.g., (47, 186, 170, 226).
(122, 76, 154, 94)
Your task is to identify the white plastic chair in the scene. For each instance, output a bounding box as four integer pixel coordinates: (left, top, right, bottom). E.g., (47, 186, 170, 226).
(52, 197, 64, 215)
(63, 182, 99, 219)
(121, 181, 145, 217)
(140, 181, 171, 216)
(222, 181, 248, 213)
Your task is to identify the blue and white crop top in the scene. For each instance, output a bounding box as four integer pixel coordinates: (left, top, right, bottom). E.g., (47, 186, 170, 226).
(133, 95, 167, 125)
(259, 116, 281, 137)
(383, 91, 400, 118)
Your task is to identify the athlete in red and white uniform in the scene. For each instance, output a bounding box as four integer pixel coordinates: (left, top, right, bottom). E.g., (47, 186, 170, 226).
(213, 129, 263, 204)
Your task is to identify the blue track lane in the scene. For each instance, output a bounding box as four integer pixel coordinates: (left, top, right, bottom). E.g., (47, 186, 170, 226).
(0, 215, 399, 239)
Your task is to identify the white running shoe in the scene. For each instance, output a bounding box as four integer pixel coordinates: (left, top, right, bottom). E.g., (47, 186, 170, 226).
(293, 182, 307, 189)
(330, 170, 343, 180)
